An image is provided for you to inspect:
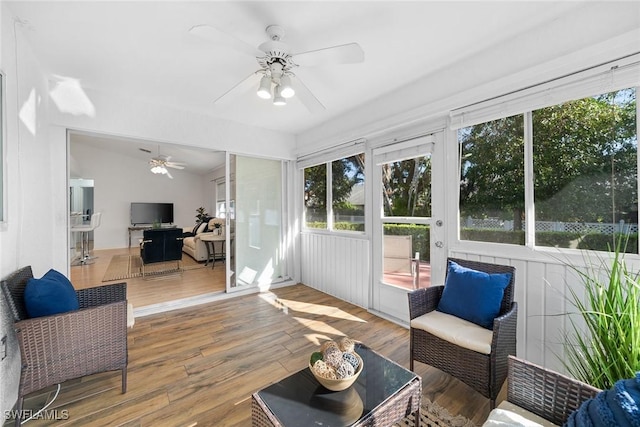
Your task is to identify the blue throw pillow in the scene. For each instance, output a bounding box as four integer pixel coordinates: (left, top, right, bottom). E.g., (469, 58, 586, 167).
(24, 269, 79, 318)
(437, 261, 512, 329)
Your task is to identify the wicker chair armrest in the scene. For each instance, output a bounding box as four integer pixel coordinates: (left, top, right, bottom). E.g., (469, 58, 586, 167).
(489, 302, 518, 397)
(507, 355, 600, 425)
(491, 301, 518, 348)
(76, 282, 127, 309)
(408, 286, 443, 320)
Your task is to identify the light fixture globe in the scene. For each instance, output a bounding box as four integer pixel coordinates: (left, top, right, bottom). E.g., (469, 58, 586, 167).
(257, 75, 272, 99)
(150, 165, 168, 175)
(273, 84, 286, 106)
(280, 75, 295, 98)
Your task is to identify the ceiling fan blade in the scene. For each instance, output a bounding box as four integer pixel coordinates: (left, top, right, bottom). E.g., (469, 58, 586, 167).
(292, 76, 326, 114)
(166, 163, 185, 170)
(189, 24, 262, 57)
(214, 72, 261, 105)
(166, 170, 173, 179)
(293, 43, 364, 67)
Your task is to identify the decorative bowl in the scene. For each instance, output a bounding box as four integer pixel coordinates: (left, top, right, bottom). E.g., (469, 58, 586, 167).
(309, 352, 364, 391)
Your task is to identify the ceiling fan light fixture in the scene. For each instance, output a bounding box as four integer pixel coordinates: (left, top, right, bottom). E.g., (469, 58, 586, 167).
(151, 165, 168, 175)
(257, 75, 272, 99)
(273, 85, 286, 106)
(279, 75, 295, 98)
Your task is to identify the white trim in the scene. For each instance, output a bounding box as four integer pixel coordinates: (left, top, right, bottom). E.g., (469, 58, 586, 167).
(296, 138, 366, 169)
(372, 134, 435, 165)
(524, 111, 535, 249)
(0, 69, 6, 229)
(450, 53, 640, 130)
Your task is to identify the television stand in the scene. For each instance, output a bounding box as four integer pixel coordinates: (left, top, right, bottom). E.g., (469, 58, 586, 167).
(128, 225, 151, 248)
(128, 225, 178, 247)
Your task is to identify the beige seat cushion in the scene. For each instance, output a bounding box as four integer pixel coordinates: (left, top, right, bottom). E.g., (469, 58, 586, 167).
(410, 310, 492, 355)
(482, 401, 558, 427)
(127, 303, 135, 328)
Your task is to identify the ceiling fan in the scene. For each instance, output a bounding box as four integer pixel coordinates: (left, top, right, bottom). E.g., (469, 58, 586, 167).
(189, 24, 365, 112)
(141, 148, 187, 179)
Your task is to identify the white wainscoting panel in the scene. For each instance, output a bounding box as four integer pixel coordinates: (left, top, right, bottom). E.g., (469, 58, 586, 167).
(300, 233, 369, 308)
(449, 250, 602, 374)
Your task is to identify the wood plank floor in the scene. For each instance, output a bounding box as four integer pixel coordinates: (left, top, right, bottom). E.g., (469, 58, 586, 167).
(12, 284, 497, 427)
(70, 247, 225, 308)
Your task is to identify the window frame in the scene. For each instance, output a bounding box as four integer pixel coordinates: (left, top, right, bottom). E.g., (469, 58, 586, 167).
(455, 85, 640, 255)
(301, 152, 366, 235)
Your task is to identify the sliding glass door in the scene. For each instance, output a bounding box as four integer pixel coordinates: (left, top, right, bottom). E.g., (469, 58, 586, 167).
(226, 154, 287, 292)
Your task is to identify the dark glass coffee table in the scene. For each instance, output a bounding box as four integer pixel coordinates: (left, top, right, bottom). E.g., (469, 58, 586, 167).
(252, 344, 421, 426)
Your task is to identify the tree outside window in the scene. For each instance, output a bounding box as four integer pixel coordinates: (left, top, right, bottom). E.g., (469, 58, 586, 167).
(303, 153, 365, 232)
(304, 164, 327, 229)
(332, 154, 365, 231)
(459, 115, 525, 245)
(382, 155, 432, 218)
(458, 88, 638, 252)
(533, 89, 637, 252)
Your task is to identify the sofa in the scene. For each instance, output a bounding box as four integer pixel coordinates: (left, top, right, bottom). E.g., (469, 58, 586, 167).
(181, 218, 226, 261)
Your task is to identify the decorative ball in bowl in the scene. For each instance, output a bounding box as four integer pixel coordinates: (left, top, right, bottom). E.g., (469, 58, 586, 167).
(309, 337, 364, 391)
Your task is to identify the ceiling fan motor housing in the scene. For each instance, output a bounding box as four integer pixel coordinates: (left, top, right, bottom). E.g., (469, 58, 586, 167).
(257, 25, 297, 77)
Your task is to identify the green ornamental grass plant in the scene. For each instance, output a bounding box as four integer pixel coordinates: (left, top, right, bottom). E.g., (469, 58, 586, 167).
(562, 236, 640, 390)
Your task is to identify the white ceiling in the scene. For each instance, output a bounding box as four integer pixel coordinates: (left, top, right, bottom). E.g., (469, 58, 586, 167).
(70, 131, 226, 175)
(6, 0, 588, 136)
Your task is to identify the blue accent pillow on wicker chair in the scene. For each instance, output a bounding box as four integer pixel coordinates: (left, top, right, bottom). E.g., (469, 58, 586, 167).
(24, 269, 79, 318)
(437, 260, 512, 329)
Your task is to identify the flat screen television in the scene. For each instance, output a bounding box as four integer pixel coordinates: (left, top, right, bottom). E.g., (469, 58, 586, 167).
(130, 202, 174, 225)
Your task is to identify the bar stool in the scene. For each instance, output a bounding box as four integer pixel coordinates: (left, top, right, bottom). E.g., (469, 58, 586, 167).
(71, 212, 102, 265)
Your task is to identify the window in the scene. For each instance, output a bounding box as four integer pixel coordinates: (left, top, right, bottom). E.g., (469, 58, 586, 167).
(382, 155, 432, 218)
(332, 154, 365, 232)
(303, 153, 365, 232)
(459, 115, 525, 245)
(533, 89, 637, 252)
(216, 180, 226, 218)
(380, 153, 433, 289)
(458, 87, 638, 253)
(304, 164, 327, 229)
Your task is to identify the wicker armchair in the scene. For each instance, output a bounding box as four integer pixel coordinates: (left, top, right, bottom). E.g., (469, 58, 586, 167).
(1, 266, 128, 426)
(140, 228, 184, 276)
(500, 356, 600, 425)
(408, 257, 517, 408)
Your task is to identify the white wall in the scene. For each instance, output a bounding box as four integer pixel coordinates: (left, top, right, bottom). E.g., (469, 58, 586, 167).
(70, 141, 209, 249)
(0, 5, 66, 416)
(300, 233, 369, 308)
(0, 3, 296, 415)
